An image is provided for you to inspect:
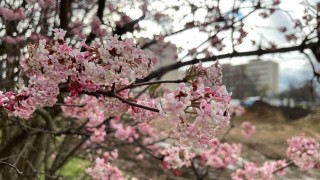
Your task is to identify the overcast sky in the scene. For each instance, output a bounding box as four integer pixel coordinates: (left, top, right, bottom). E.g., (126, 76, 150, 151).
(162, 0, 320, 92)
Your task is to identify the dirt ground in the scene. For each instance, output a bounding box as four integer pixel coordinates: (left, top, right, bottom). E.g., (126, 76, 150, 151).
(117, 103, 320, 179)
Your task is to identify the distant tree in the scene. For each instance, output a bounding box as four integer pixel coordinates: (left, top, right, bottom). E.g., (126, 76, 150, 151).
(280, 80, 319, 103)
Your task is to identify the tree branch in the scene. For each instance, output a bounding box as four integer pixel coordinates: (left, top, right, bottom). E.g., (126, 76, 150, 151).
(86, 90, 160, 112)
(35, 108, 55, 131)
(137, 41, 319, 83)
(272, 161, 294, 174)
(0, 161, 23, 175)
(117, 79, 186, 92)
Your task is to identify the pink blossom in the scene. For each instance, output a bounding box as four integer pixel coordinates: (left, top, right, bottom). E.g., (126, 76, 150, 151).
(69, 20, 85, 38)
(128, 99, 159, 122)
(91, 16, 107, 37)
(90, 125, 106, 143)
(3, 36, 23, 44)
(86, 158, 123, 180)
(111, 121, 139, 142)
(38, 0, 56, 9)
(115, 15, 132, 28)
(229, 105, 245, 116)
(136, 154, 144, 160)
(232, 160, 287, 180)
(0, 8, 26, 21)
(286, 134, 320, 171)
(159, 146, 195, 169)
(241, 122, 256, 138)
(158, 64, 231, 147)
(103, 149, 118, 161)
(199, 139, 241, 169)
(52, 28, 66, 40)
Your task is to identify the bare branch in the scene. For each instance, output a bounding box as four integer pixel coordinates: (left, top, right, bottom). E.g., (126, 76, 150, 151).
(0, 161, 23, 175)
(137, 41, 319, 83)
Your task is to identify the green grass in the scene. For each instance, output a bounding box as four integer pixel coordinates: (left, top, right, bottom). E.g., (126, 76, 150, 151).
(60, 158, 90, 179)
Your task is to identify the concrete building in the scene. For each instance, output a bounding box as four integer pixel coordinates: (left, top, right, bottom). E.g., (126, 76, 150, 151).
(221, 59, 279, 98)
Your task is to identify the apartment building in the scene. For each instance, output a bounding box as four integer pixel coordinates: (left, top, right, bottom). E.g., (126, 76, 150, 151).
(221, 59, 279, 98)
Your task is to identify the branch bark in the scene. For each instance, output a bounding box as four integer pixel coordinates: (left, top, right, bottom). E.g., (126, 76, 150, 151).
(137, 41, 319, 83)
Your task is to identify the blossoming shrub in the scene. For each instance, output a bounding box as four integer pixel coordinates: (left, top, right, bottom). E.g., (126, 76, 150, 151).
(0, 29, 319, 179)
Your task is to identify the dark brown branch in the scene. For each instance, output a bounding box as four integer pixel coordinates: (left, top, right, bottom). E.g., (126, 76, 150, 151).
(134, 138, 163, 160)
(191, 159, 202, 180)
(86, 90, 160, 112)
(137, 41, 319, 83)
(272, 161, 294, 174)
(117, 79, 186, 92)
(82, 0, 106, 51)
(35, 108, 55, 131)
(59, 0, 72, 30)
(49, 138, 88, 175)
(113, 14, 146, 36)
(112, 94, 159, 112)
(0, 161, 23, 175)
(54, 103, 86, 107)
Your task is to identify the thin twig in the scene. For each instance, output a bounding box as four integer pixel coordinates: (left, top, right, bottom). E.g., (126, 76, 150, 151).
(272, 161, 294, 174)
(112, 94, 159, 112)
(54, 103, 86, 107)
(0, 161, 23, 175)
(191, 159, 202, 180)
(14, 139, 30, 166)
(134, 138, 163, 160)
(85, 90, 160, 112)
(117, 79, 186, 92)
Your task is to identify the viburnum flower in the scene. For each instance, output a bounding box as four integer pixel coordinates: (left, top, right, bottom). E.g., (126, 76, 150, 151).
(0, 7, 26, 21)
(232, 160, 287, 180)
(159, 146, 195, 169)
(158, 63, 231, 147)
(286, 134, 320, 171)
(103, 149, 119, 161)
(3, 35, 24, 44)
(86, 158, 123, 180)
(128, 99, 159, 122)
(38, 0, 56, 9)
(62, 95, 107, 143)
(199, 139, 241, 169)
(111, 119, 139, 143)
(1, 28, 156, 119)
(229, 104, 245, 116)
(241, 121, 256, 138)
(91, 16, 107, 37)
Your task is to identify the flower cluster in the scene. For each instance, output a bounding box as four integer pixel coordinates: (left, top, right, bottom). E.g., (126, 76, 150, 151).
(0, 28, 155, 119)
(128, 99, 159, 122)
(110, 116, 161, 145)
(199, 139, 241, 169)
(0, 7, 26, 21)
(86, 157, 123, 180)
(286, 134, 320, 171)
(84, 35, 155, 86)
(159, 146, 195, 169)
(38, 0, 56, 9)
(91, 16, 107, 37)
(2, 36, 24, 44)
(241, 121, 256, 138)
(232, 160, 287, 180)
(0, 75, 59, 119)
(158, 63, 231, 147)
(62, 95, 107, 143)
(229, 104, 245, 117)
(111, 119, 139, 142)
(187, 62, 222, 88)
